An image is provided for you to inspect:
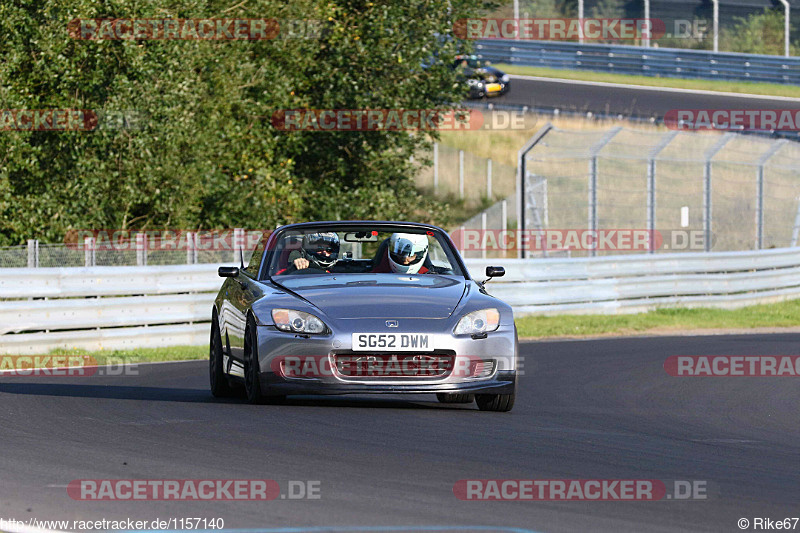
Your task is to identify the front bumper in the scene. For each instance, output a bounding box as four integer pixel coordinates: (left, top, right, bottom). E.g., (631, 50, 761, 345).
(260, 370, 516, 396)
(255, 320, 517, 397)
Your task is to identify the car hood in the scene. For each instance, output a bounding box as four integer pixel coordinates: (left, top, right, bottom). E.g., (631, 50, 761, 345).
(272, 274, 467, 319)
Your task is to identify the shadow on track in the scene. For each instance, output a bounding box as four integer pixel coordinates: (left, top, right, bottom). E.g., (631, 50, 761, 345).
(0, 382, 475, 410)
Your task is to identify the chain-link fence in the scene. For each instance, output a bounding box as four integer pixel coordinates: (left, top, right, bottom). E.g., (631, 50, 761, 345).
(415, 142, 517, 208)
(7, 237, 254, 268)
(514, 124, 800, 257)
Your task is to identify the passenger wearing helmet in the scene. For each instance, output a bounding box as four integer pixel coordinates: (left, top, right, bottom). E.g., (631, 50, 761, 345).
(372, 233, 430, 274)
(281, 232, 340, 273)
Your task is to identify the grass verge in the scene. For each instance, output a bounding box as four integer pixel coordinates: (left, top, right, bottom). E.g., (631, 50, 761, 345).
(497, 64, 800, 99)
(40, 345, 207, 365)
(515, 300, 800, 339)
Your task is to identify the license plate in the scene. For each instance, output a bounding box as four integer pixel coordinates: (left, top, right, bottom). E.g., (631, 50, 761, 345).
(486, 83, 503, 93)
(351, 333, 433, 352)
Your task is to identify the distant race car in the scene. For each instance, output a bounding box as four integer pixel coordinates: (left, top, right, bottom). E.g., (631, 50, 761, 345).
(454, 54, 510, 99)
(210, 220, 517, 412)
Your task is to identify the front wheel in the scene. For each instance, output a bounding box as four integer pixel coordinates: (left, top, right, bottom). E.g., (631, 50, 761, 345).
(209, 315, 232, 398)
(475, 393, 515, 412)
(243, 318, 265, 404)
(243, 317, 285, 405)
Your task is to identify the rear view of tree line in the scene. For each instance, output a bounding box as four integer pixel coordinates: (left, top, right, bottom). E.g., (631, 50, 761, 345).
(0, 0, 491, 245)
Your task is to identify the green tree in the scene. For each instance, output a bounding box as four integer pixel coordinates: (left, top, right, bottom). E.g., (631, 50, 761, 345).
(0, 0, 487, 245)
(720, 8, 799, 56)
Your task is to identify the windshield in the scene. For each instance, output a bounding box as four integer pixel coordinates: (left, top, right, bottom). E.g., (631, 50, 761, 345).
(266, 225, 464, 278)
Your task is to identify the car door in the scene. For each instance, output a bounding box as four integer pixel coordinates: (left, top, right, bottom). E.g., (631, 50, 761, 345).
(223, 234, 268, 363)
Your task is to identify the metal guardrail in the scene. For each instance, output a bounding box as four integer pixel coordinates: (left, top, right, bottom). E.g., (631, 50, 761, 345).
(2, 248, 800, 353)
(476, 39, 800, 84)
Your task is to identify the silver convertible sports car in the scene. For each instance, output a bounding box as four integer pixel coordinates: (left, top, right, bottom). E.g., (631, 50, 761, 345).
(210, 221, 517, 412)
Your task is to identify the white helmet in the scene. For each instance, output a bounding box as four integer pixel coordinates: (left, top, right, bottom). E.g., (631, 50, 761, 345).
(388, 233, 429, 274)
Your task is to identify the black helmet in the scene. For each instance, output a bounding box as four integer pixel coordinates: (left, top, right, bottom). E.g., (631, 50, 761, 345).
(301, 232, 339, 269)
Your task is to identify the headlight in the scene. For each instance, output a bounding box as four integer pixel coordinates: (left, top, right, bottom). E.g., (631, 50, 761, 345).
(501, 74, 510, 83)
(271, 309, 328, 334)
(454, 308, 500, 335)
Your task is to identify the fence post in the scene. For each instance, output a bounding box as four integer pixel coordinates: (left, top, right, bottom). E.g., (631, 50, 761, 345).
(136, 232, 147, 266)
(459, 150, 464, 199)
(27, 239, 39, 268)
(481, 212, 488, 259)
(84, 237, 95, 267)
(517, 123, 554, 259)
(486, 158, 493, 199)
(647, 131, 678, 253)
(433, 143, 439, 193)
(792, 197, 800, 247)
(703, 134, 733, 252)
(587, 127, 622, 257)
(186, 232, 195, 264)
(755, 140, 786, 250)
(501, 199, 508, 258)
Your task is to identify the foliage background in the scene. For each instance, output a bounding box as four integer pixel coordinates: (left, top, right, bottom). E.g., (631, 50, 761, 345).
(0, 0, 491, 245)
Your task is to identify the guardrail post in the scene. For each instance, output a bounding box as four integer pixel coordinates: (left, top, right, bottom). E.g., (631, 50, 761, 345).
(84, 237, 95, 267)
(459, 150, 465, 199)
(433, 143, 439, 193)
(486, 159, 493, 199)
(517, 123, 554, 258)
(703, 134, 733, 252)
(136, 232, 147, 266)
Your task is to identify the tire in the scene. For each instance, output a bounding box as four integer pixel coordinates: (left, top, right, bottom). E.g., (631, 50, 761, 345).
(475, 393, 515, 412)
(209, 315, 233, 398)
(436, 393, 474, 404)
(243, 316, 285, 405)
(243, 317, 265, 404)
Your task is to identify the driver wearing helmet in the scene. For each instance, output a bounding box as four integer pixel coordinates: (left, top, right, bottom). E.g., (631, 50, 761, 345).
(372, 233, 430, 274)
(279, 232, 340, 274)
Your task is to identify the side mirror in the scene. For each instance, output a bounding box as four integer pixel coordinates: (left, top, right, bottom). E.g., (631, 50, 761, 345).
(218, 266, 239, 278)
(485, 266, 505, 278)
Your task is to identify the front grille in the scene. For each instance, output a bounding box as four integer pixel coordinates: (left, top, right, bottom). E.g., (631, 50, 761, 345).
(331, 351, 456, 379)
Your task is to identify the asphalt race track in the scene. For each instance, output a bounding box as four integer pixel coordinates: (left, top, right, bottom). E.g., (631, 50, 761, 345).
(1, 333, 798, 533)
(496, 75, 800, 120)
